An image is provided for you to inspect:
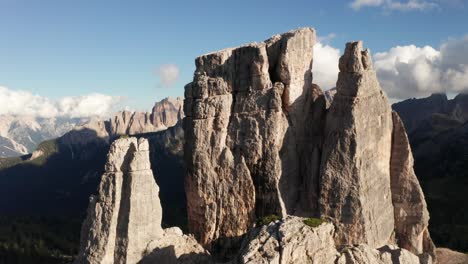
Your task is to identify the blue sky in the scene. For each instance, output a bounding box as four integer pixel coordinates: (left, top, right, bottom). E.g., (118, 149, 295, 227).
(0, 0, 467, 114)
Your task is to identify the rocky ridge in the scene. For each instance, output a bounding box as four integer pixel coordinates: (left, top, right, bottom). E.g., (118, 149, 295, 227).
(109, 97, 183, 138)
(75, 28, 457, 263)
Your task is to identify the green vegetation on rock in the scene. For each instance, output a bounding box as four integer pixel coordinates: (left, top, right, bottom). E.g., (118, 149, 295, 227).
(303, 218, 324, 228)
(256, 215, 281, 227)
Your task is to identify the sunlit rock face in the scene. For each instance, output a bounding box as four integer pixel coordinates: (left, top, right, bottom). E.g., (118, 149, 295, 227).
(109, 97, 183, 138)
(183, 28, 328, 253)
(319, 41, 395, 248)
(75, 138, 163, 264)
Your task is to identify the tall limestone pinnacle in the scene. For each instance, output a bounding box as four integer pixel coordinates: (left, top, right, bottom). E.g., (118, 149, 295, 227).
(75, 137, 164, 264)
(75, 136, 210, 264)
(319, 41, 395, 247)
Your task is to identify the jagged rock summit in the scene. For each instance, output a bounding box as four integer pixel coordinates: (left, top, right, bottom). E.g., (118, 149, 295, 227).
(184, 27, 326, 252)
(76, 28, 444, 264)
(109, 97, 183, 138)
(184, 29, 437, 262)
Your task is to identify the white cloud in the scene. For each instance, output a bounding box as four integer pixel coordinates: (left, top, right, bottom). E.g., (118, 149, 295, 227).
(373, 35, 468, 99)
(350, 0, 437, 11)
(317, 33, 337, 44)
(0, 87, 123, 118)
(313, 42, 341, 90)
(351, 0, 384, 10)
(157, 64, 180, 87)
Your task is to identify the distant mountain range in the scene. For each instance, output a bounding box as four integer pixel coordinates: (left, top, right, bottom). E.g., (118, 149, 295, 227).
(0, 97, 183, 158)
(393, 93, 468, 251)
(0, 115, 86, 157)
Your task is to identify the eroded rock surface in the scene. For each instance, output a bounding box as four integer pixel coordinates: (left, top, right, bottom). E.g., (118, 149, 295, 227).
(75, 137, 163, 264)
(184, 29, 438, 262)
(140, 227, 212, 264)
(319, 41, 395, 247)
(239, 217, 432, 264)
(238, 216, 338, 264)
(184, 27, 326, 252)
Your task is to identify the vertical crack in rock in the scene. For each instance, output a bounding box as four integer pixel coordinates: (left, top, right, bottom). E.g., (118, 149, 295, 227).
(184, 28, 326, 255)
(184, 30, 438, 263)
(319, 41, 395, 248)
(75, 138, 163, 264)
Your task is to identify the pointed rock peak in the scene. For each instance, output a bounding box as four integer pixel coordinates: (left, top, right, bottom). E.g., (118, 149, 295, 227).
(335, 41, 384, 98)
(339, 41, 373, 73)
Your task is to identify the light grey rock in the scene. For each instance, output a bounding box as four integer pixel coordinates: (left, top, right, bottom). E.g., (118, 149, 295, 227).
(238, 216, 338, 264)
(151, 97, 184, 130)
(75, 137, 163, 264)
(109, 97, 183, 138)
(75, 136, 212, 264)
(238, 217, 427, 264)
(319, 41, 395, 248)
(336, 244, 422, 264)
(141, 227, 213, 264)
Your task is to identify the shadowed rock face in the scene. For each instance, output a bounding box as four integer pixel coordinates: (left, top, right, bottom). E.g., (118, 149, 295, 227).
(183, 28, 327, 252)
(390, 112, 434, 259)
(319, 41, 395, 248)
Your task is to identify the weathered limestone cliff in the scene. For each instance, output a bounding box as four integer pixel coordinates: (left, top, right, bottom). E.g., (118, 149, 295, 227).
(184, 28, 326, 251)
(184, 28, 436, 262)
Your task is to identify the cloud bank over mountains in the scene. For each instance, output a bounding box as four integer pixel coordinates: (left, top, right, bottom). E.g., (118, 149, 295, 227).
(312, 35, 468, 99)
(1, 35, 466, 119)
(0, 87, 122, 118)
(374, 35, 468, 99)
